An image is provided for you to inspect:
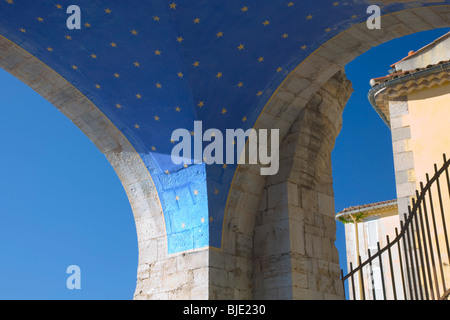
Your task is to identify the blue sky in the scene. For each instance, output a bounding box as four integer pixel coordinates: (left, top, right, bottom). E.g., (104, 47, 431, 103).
(0, 27, 449, 300)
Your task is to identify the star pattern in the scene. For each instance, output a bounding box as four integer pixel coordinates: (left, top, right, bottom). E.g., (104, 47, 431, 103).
(0, 0, 437, 253)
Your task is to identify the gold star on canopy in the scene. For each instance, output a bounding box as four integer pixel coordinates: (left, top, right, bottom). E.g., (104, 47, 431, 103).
(282, 33, 289, 39)
(110, 42, 117, 47)
(193, 17, 200, 24)
(154, 116, 160, 121)
(95, 84, 101, 89)
(47, 47, 53, 52)
(113, 73, 120, 78)
(301, 45, 307, 50)
(216, 72, 223, 79)
(19, 28, 26, 33)
(256, 91, 263, 96)
(155, 83, 162, 88)
(136, 93, 142, 99)
(237, 82, 243, 87)
(56, 4, 62, 9)
(134, 61, 140, 67)
(177, 36, 183, 43)
(36, 17, 44, 22)
(153, 16, 160, 21)
(263, 20, 270, 26)
(287, 2, 294, 7)
(177, 72, 184, 78)
(193, 61, 200, 67)
(65, 35, 72, 40)
(216, 31, 223, 38)
(276, 67, 282, 72)
(115, 103, 122, 109)
(131, 29, 138, 35)
(5, 0, 13, 4)
(325, 28, 331, 32)
(104, 8, 111, 14)
(241, 6, 248, 12)
(175, 106, 181, 112)
(242, 116, 247, 122)
(221, 108, 227, 114)
(198, 101, 204, 107)
(151, 146, 156, 151)
(237, 44, 245, 50)
(306, 15, 313, 20)
(91, 53, 97, 59)
(258, 57, 264, 62)
(333, 2, 339, 6)
(154, 49, 161, 55)
(84, 22, 91, 28)
(214, 189, 219, 195)
(72, 65, 78, 70)
(222, 164, 227, 169)
(134, 124, 140, 129)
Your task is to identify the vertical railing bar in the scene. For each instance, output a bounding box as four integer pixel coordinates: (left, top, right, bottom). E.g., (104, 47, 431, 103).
(436, 160, 450, 268)
(405, 213, 418, 300)
(386, 236, 397, 300)
(368, 249, 376, 300)
(442, 155, 450, 264)
(412, 198, 429, 300)
(358, 255, 366, 300)
(377, 241, 387, 300)
(396, 227, 408, 300)
(417, 189, 435, 300)
(401, 219, 414, 300)
(350, 262, 356, 300)
(341, 269, 346, 300)
(408, 205, 424, 300)
(421, 182, 440, 299)
(427, 173, 446, 296)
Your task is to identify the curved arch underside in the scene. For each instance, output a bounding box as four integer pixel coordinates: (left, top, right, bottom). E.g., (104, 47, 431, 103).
(1, 0, 449, 299)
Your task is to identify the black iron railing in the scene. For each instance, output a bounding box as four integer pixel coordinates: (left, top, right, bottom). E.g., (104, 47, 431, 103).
(341, 154, 450, 300)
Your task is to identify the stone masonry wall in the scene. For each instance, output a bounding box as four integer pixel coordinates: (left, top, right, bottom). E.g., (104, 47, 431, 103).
(253, 71, 353, 299)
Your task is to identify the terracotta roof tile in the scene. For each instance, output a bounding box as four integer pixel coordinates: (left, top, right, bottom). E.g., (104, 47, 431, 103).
(338, 199, 397, 214)
(370, 59, 450, 87)
(390, 31, 450, 68)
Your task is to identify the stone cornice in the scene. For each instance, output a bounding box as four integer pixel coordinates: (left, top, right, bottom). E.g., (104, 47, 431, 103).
(371, 63, 450, 125)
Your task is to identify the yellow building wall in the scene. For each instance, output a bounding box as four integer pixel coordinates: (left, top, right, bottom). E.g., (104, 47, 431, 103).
(407, 83, 450, 296)
(408, 83, 450, 185)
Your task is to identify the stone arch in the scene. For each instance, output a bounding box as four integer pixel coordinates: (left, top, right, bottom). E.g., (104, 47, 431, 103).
(1, 4, 449, 300)
(220, 5, 450, 299)
(0, 35, 167, 298)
